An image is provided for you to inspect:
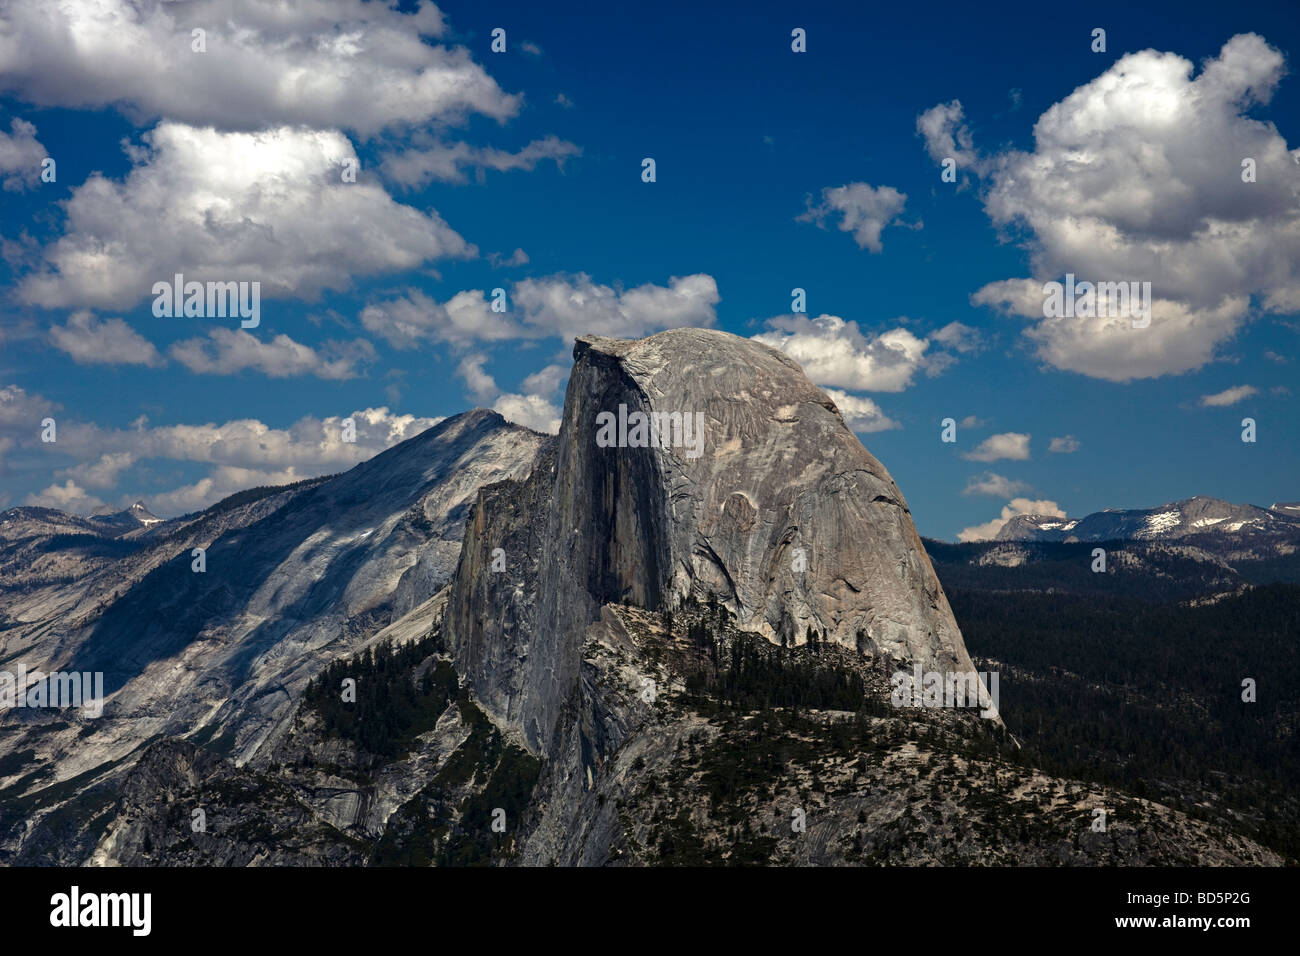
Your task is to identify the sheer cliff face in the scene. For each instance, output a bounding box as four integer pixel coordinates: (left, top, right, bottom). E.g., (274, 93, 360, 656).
(446, 328, 975, 754)
(0, 410, 546, 790)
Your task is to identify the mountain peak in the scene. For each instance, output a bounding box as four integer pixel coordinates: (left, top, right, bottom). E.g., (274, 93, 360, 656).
(994, 495, 1299, 548)
(125, 500, 161, 525)
(450, 327, 981, 753)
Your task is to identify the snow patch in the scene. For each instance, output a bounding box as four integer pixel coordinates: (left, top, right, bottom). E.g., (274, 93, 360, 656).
(1136, 510, 1181, 539)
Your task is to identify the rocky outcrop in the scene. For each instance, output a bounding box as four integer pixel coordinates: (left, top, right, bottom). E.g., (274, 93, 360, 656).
(0, 409, 546, 831)
(446, 328, 976, 755)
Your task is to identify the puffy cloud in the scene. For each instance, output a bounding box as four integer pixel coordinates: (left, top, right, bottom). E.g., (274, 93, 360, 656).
(145, 465, 313, 516)
(1048, 435, 1081, 453)
(752, 315, 927, 392)
(361, 289, 524, 348)
(976, 282, 1249, 383)
(126, 408, 445, 515)
(1199, 384, 1258, 407)
(797, 183, 911, 252)
(0, 384, 57, 474)
(821, 388, 899, 433)
(489, 248, 530, 268)
(169, 329, 375, 379)
(21, 123, 474, 310)
(511, 273, 719, 341)
(381, 136, 580, 188)
(930, 321, 984, 354)
(24, 479, 106, 514)
(0, 0, 518, 136)
(969, 278, 1042, 316)
(492, 393, 561, 435)
(456, 354, 499, 402)
(962, 472, 1032, 498)
(937, 34, 1300, 380)
(59, 452, 137, 490)
(49, 312, 165, 367)
(962, 432, 1030, 462)
(917, 100, 979, 171)
(958, 498, 1066, 542)
(453, 357, 565, 433)
(521, 364, 569, 396)
(0, 117, 46, 190)
(44, 407, 442, 483)
(362, 274, 716, 349)
(0, 383, 54, 428)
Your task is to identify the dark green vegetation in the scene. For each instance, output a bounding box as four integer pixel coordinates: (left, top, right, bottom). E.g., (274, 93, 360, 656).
(621, 703, 1116, 867)
(941, 573, 1300, 862)
(303, 634, 458, 761)
(609, 604, 1096, 866)
(370, 690, 540, 866)
(289, 629, 541, 866)
(926, 539, 1236, 600)
(680, 627, 872, 714)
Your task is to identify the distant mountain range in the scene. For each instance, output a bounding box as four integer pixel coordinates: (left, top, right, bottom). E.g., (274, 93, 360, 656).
(88, 500, 163, 531)
(995, 496, 1300, 554)
(922, 496, 1300, 605)
(2, 499, 163, 539)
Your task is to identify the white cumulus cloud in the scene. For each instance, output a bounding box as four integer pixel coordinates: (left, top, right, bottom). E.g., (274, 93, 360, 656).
(962, 432, 1030, 462)
(24, 479, 106, 515)
(21, 123, 474, 311)
(169, 329, 376, 379)
(1048, 435, 1081, 453)
(929, 34, 1300, 381)
(0, 117, 46, 190)
(361, 289, 524, 349)
(49, 312, 165, 367)
(821, 388, 899, 433)
(492, 393, 561, 434)
(510, 273, 720, 341)
(752, 315, 928, 392)
(797, 182, 912, 253)
(0, 0, 518, 137)
(958, 498, 1066, 542)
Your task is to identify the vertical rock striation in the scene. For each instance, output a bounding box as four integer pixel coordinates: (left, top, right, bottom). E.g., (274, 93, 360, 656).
(445, 328, 976, 755)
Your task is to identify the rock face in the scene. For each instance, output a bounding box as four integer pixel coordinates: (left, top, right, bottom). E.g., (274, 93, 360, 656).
(446, 328, 975, 755)
(6, 330, 1288, 868)
(0, 409, 546, 814)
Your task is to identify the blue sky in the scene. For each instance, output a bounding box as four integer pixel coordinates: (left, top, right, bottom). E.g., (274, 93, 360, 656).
(0, 0, 1296, 540)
